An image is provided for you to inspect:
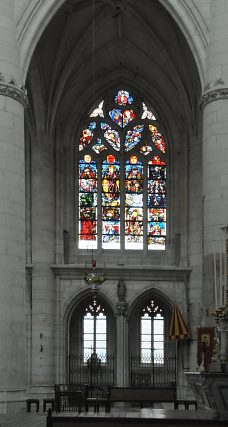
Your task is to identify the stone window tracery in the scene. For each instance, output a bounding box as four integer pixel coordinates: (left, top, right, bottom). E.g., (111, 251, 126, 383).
(78, 88, 167, 251)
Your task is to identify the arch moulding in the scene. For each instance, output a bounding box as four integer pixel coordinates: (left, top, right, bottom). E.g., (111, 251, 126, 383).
(17, 0, 208, 85)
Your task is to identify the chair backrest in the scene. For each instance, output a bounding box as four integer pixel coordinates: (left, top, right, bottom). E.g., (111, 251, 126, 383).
(85, 384, 109, 399)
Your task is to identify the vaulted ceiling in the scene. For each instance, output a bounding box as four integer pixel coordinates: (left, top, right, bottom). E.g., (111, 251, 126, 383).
(26, 0, 201, 137)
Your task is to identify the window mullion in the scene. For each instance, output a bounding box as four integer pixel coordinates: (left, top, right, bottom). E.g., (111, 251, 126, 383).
(93, 315, 96, 353)
(97, 157, 102, 252)
(143, 158, 147, 253)
(120, 131, 125, 251)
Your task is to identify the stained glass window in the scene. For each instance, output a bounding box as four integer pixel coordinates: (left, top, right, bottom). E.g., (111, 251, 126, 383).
(78, 89, 167, 251)
(78, 155, 97, 249)
(102, 155, 120, 249)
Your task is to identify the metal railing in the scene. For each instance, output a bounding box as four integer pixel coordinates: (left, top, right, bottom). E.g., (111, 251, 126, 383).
(68, 352, 115, 389)
(130, 353, 176, 388)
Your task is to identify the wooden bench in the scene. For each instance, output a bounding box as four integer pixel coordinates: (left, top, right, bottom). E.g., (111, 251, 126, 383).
(107, 387, 197, 411)
(108, 386, 176, 410)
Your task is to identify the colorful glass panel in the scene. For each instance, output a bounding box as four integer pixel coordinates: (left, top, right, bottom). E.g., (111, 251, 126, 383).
(79, 122, 96, 151)
(139, 145, 153, 155)
(102, 156, 120, 249)
(92, 138, 107, 154)
(125, 157, 143, 249)
(149, 125, 166, 153)
(125, 125, 144, 151)
(115, 90, 133, 105)
(101, 122, 120, 151)
(109, 109, 136, 127)
(147, 158, 166, 250)
(79, 157, 97, 249)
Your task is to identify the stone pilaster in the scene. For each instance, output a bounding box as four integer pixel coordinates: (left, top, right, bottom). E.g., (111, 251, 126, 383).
(201, 0, 228, 312)
(30, 135, 55, 394)
(0, 1, 27, 411)
(116, 303, 128, 386)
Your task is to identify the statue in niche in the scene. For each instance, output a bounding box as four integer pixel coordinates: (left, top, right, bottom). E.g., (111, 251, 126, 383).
(117, 277, 126, 302)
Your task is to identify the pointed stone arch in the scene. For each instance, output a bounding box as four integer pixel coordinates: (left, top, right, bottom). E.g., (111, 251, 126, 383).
(17, 0, 207, 85)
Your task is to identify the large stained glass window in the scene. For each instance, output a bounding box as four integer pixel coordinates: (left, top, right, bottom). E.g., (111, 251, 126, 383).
(78, 89, 167, 251)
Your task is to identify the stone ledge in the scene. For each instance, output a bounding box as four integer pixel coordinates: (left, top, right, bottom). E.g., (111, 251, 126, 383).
(50, 264, 191, 281)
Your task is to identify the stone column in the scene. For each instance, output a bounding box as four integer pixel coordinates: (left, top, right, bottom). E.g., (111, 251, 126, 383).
(201, 0, 228, 312)
(30, 135, 55, 396)
(0, 1, 28, 411)
(116, 302, 128, 386)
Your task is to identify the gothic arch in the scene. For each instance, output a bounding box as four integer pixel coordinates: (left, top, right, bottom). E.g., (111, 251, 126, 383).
(17, 0, 207, 85)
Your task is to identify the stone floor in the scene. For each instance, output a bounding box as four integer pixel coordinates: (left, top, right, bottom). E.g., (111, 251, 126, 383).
(0, 406, 216, 427)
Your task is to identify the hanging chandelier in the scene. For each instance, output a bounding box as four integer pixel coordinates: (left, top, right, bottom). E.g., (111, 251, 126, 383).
(84, 259, 107, 297)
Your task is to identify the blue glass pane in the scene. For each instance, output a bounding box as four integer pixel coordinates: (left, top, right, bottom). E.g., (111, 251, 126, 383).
(101, 123, 120, 151)
(102, 235, 120, 249)
(109, 109, 136, 127)
(148, 221, 166, 236)
(125, 161, 143, 178)
(79, 161, 97, 178)
(125, 125, 144, 151)
(148, 194, 166, 208)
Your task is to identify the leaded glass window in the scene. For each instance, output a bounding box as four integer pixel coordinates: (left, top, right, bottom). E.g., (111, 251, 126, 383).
(141, 300, 164, 363)
(78, 89, 167, 251)
(83, 300, 107, 360)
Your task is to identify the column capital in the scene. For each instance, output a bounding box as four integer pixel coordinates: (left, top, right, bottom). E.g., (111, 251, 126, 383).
(0, 73, 28, 107)
(200, 87, 228, 110)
